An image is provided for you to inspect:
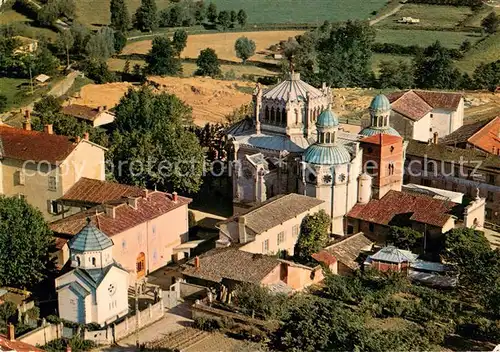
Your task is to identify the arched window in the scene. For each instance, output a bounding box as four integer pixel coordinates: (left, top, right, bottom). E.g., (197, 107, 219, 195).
(319, 133, 324, 143)
(91, 257, 96, 266)
(271, 107, 276, 124)
(265, 106, 270, 122)
(325, 133, 331, 143)
(278, 108, 283, 125)
(76, 256, 81, 266)
(366, 161, 377, 176)
(284, 109, 288, 125)
(331, 132, 335, 143)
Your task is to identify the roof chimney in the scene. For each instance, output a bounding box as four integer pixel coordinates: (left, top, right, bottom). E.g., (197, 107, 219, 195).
(172, 191, 178, 202)
(7, 324, 14, 341)
(103, 204, 116, 219)
(194, 256, 200, 269)
(238, 216, 247, 244)
(83, 132, 89, 140)
(433, 132, 438, 144)
(44, 124, 53, 134)
(23, 110, 31, 131)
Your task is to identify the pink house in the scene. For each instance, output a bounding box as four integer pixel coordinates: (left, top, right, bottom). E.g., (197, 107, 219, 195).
(50, 190, 191, 284)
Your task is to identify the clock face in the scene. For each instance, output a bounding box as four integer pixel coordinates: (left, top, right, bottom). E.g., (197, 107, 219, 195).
(108, 283, 116, 296)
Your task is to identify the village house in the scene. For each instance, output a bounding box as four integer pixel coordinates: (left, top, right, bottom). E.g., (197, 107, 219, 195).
(0, 113, 106, 220)
(216, 193, 324, 256)
(440, 116, 500, 155)
(181, 247, 324, 294)
(0, 325, 42, 352)
(387, 90, 464, 142)
(50, 191, 192, 283)
(62, 104, 116, 127)
(347, 189, 486, 246)
(55, 221, 129, 325)
(405, 139, 500, 225)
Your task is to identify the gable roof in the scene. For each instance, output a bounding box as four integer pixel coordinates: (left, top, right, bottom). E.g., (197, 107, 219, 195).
(59, 178, 144, 206)
(0, 335, 43, 352)
(50, 191, 191, 247)
(386, 90, 462, 121)
(347, 190, 457, 228)
(181, 247, 280, 284)
(360, 133, 402, 145)
(467, 116, 500, 154)
(440, 119, 491, 146)
(219, 194, 324, 236)
(0, 125, 80, 164)
(62, 104, 112, 122)
(369, 246, 419, 263)
(325, 233, 373, 270)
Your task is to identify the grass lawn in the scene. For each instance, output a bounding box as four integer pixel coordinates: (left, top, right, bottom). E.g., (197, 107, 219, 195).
(375, 28, 481, 48)
(209, 0, 387, 24)
(75, 0, 171, 28)
(0, 9, 58, 40)
(371, 53, 413, 74)
(375, 4, 472, 29)
(455, 32, 500, 73)
(463, 6, 500, 27)
(0, 77, 51, 111)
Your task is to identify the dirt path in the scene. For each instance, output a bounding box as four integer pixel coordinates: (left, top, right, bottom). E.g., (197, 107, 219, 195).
(369, 4, 403, 25)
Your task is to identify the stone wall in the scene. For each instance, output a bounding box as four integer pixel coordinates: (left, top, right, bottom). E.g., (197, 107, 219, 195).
(18, 322, 63, 347)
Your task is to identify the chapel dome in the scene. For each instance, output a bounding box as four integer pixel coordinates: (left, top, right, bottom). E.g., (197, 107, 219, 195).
(369, 94, 391, 112)
(262, 72, 324, 102)
(69, 221, 113, 252)
(303, 144, 351, 165)
(316, 108, 339, 128)
(359, 126, 401, 137)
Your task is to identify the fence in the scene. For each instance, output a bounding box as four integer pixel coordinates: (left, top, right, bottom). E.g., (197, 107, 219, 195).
(84, 300, 165, 345)
(18, 321, 64, 347)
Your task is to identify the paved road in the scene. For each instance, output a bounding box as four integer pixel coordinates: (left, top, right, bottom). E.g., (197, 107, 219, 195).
(369, 4, 404, 25)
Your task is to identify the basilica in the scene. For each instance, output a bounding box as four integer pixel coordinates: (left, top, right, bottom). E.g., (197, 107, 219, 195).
(226, 72, 407, 235)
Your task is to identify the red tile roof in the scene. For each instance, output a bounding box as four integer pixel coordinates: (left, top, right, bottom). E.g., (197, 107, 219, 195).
(311, 250, 337, 266)
(51, 191, 192, 248)
(0, 334, 43, 352)
(361, 133, 402, 145)
(387, 90, 463, 121)
(59, 177, 144, 206)
(0, 125, 79, 164)
(62, 104, 108, 122)
(468, 116, 500, 155)
(347, 190, 456, 228)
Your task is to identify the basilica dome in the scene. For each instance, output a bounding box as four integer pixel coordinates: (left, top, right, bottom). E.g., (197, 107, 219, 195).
(359, 126, 401, 137)
(303, 144, 351, 165)
(316, 108, 339, 128)
(369, 94, 391, 112)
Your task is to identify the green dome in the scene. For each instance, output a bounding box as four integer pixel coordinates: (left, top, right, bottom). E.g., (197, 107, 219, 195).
(316, 108, 339, 128)
(69, 221, 113, 252)
(304, 144, 351, 165)
(359, 126, 401, 137)
(370, 94, 391, 112)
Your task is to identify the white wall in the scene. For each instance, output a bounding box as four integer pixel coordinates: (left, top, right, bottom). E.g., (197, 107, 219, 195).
(94, 266, 129, 326)
(412, 114, 432, 142)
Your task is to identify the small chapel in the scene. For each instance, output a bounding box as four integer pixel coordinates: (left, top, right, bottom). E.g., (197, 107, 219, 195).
(226, 72, 407, 235)
(55, 220, 129, 326)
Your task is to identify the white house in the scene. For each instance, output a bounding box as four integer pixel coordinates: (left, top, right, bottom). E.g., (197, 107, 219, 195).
(55, 220, 129, 326)
(387, 90, 464, 142)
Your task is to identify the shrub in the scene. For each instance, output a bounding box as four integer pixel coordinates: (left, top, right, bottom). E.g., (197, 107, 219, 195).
(193, 316, 223, 331)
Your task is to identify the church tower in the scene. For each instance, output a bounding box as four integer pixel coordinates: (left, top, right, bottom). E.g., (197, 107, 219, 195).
(359, 94, 405, 200)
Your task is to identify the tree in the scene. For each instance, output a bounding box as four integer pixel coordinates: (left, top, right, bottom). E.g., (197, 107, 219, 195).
(237, 9, 247, 27)
(234, 36, 256, 63)
(82, 59, 116, 83)
(196, 47, 221, 77)
(415, 41, 461, 89)
(123, 59, 131, 74)
(473, 59, 500, 91)
(145, 36, 181, 75)
(378, 60, 414, 89)
(0, 196, 54, 288)
(37, 0, 60, 26)
(85, 27, 115, 61)
(172, 29, 188, 57)
(33, 95, 62, 120)
(294, 209, 330, 260)
(316, 20, 375, 87)
(135, 0, 157, 32)
(58, 0, 76, 20)
(0, 301, 17, 324)
(481, 12, 499, 34)
(110, 0, 131, 31)
(114, 30, 127, 53)
(230, 10, 236, 24)
(110, 86, 204, 193)
(218, 10, 230, 30)
(387, 226, 423, 251)
(0, 94, 7, 113)
(206, 2, 217, 23)
(194, 1, 205, 24)
(233, 283, 287, 320)
(56, 29, 74, 67)
(70, 22, 91, 55)
(33, 46, 60, 76)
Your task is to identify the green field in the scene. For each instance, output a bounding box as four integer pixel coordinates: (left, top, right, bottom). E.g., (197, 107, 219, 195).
(74, 0, 171, 28)
(375, 4, 472, 29)
(455, 32, 500, 73)
(371, 53, 412, 73)
(0, 77, 52, 111)
(210, 0, 388, 24)
(375, 28, 481, 48)
(0, 9, 57, 40)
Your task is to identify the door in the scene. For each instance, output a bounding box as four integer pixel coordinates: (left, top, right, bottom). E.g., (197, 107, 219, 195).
(136, 252, 145, 278)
